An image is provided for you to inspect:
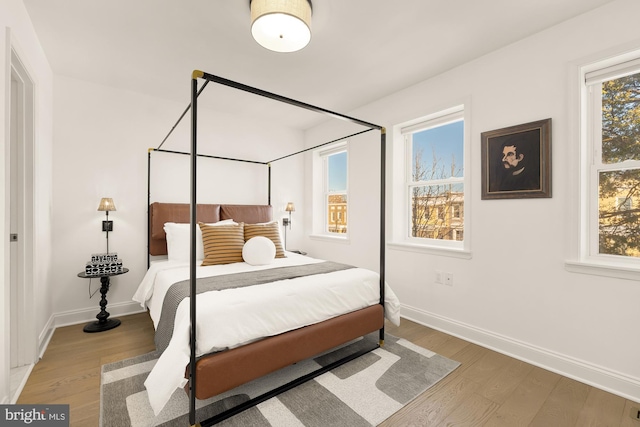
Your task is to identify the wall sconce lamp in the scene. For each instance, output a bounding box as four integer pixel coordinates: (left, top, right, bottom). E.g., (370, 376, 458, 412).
(283, 202, 295, 229)
(282, 202, 295, 251)
(98, 198, 116, 254)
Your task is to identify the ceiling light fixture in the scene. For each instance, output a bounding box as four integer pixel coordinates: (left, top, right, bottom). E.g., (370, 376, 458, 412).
(250, 0, 312, 53)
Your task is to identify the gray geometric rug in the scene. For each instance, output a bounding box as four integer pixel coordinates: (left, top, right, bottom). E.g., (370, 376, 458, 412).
(100, 333, 459, 426)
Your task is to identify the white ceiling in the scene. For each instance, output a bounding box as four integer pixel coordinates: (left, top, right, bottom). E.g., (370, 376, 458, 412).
(24, 0, 615, 129)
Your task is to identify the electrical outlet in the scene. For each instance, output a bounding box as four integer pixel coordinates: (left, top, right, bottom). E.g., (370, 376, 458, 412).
(435, 270, 443, 284)
(444, 272, 453, 286)
(630, 406, 640, 422)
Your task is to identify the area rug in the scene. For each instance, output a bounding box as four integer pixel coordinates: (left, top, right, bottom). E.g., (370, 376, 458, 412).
(100, 333, 459, 426)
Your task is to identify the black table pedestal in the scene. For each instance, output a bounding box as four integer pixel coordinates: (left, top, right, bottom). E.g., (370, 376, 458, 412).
(83, 317, 121, 333)
(78, 269, 128, 333)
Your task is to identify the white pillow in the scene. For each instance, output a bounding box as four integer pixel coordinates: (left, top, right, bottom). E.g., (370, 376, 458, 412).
(242, 236, 276, 266)
(164, 219, 236, 261)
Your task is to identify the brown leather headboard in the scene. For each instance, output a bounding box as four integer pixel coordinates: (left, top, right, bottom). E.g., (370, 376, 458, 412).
(149, 202, 273, 256)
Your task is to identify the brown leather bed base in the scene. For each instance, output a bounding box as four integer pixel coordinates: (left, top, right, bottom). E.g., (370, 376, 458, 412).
(188, 304, 384, 399)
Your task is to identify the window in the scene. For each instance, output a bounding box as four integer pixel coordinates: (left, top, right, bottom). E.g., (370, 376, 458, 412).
(326, 149, 348, 234)
(581, 53, 640, 267)
(313, 143, 348, 237)
(452, 203, 463, 219)
(401, 108, 465, 250)
(616, 196, 633, 211)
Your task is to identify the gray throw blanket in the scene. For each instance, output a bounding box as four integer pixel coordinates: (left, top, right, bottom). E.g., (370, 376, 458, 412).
(155, 261, 355, 352)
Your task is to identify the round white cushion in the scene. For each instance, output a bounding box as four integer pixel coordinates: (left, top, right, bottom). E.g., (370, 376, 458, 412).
(242, 236, 276, 266)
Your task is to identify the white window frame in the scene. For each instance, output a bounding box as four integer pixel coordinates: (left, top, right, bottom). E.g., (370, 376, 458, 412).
(566, 48, 640, 279)
(389, 104, 471, 258)
(311, 141, 349, 241)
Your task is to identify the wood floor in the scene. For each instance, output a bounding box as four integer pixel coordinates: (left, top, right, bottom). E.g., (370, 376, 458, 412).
(17, 312, 639, 426)
(17, 312, 156, 426)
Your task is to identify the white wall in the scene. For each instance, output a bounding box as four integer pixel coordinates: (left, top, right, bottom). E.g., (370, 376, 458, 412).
(303, 0, 640, 402)
(303, 123, 384, 272)
(0, 0, 53, 404)
(51, 75, 305, 324)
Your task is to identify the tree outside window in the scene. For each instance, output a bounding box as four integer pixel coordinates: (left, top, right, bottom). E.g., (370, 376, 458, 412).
(594, 72, 640, 258)
(407, 118, 464, 242)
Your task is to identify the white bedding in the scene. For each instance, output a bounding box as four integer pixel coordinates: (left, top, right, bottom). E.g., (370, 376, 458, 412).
(132, 252, 401, 415)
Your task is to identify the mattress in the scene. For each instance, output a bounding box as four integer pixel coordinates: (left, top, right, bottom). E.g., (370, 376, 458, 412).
(132, 251, 400, 415)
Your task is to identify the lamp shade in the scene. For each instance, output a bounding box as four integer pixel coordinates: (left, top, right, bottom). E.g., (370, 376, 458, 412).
(98, 198, 116, 212)
(285, 202, 295, 212)
(250, 0, 312, 53)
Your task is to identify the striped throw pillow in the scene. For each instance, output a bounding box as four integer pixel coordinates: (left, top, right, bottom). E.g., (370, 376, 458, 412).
(199, 222, 245, 266)
(244, 222, 285, 258)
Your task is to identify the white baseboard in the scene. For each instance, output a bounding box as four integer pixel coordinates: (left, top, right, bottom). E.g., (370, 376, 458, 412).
(10, 364, 34, 404)
(53, 301, 145, 329)
(38, 315, 55, 360)
(401, 304, 640, 403)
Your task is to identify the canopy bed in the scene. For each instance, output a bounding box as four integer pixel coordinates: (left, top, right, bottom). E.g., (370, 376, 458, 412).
(138, 71, 391, 426)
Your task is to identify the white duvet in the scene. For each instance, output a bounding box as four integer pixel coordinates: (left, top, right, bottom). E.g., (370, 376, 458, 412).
(132, 252, 401, 415)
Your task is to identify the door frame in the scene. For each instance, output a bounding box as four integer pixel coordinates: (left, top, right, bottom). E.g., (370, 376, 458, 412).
(7, 39, 37, 373)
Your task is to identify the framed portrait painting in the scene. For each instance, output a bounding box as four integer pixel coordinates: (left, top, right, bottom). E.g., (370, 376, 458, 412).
(481, 118, 552, 200)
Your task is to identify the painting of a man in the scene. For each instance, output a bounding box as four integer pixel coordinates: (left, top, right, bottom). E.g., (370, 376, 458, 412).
(481, 118, 551, 199)
(494, 131, 541, 192)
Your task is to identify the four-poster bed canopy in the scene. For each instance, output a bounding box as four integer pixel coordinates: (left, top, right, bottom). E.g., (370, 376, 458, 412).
(143, 70, 389, 426)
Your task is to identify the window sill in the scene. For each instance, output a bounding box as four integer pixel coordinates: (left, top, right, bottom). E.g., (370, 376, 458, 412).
(564, 260, 640, 281)
(388, 242, 472, 259)
(309, 234, 351, 244)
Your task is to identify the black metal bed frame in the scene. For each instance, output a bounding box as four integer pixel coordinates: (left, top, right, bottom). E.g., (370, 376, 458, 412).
(147, 70, 386, 426)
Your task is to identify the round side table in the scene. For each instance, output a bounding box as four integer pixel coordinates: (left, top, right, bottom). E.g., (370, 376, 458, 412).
(78, 268, 129, 333)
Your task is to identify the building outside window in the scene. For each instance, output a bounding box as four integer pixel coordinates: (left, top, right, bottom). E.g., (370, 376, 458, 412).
(584, 55, 640, 262)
